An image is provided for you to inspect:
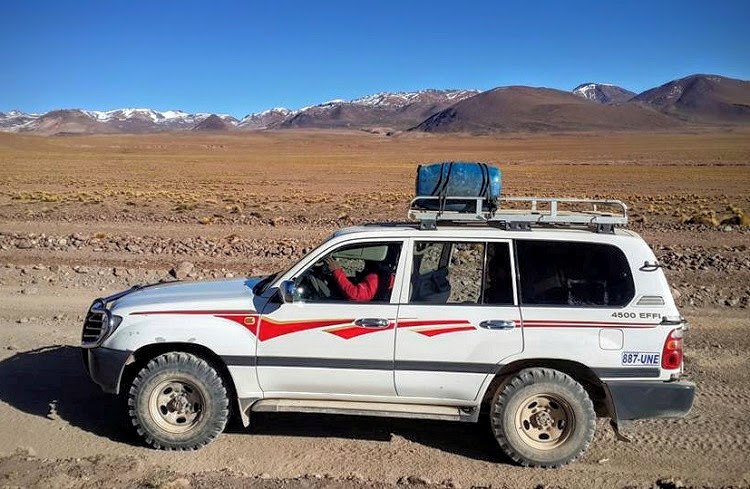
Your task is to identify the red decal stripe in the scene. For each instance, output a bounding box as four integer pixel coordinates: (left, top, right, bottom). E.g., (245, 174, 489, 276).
(258, 318, 354, 341)
(130, 310, 260, 335)
(522, 320, 657, 329)
(416, 326, 476, 337)
(215, 314, 259, 335)
(132, 309, 257, 315)
(523, 319, 656, 326)
(325, 324, 393, 339)
(398, 319, 471, 328)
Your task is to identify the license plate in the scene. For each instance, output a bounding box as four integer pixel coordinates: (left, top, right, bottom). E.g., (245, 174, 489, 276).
(621, 351, 661, 366)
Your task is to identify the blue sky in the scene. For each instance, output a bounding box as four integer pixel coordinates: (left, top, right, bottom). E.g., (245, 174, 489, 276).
(1, 0, 748, 117)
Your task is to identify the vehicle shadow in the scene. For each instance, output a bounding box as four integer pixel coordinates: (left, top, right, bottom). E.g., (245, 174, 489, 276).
(0, 345, 138, 445)
(238, 411, 505, 463)
(0, 345, 506, 462)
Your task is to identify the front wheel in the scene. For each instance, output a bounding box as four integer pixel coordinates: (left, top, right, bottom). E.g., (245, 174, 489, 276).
(127, 352, 229, 450)
(490, 368, 596, 467)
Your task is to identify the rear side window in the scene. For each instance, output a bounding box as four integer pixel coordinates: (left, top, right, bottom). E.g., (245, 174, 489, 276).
(410, 241, 484, 304)
(515, 240, 635, 307)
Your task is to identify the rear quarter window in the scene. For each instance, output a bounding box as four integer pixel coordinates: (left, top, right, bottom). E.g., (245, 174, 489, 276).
(515, 240, 635, 307)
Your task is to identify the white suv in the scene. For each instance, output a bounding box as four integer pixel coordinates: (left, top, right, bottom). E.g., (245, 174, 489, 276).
(81, 195, 694, 468)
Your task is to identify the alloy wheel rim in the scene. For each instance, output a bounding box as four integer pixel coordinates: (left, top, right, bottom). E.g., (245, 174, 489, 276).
(514, 393, 575, 450)
(148, 378, 205, 434)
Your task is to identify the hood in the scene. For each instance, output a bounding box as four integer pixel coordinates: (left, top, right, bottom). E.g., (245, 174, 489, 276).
(111, 278, 262, 316)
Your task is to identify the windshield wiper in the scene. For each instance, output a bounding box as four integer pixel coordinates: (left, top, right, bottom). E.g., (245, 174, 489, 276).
(253, 272, 279, 295)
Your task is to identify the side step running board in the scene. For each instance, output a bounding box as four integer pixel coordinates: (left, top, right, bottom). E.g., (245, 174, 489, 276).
(250, 399, 478, 422)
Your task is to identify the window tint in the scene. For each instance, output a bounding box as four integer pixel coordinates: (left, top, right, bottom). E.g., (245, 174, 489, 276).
(410, 241, 484, 304)
(516, 240, 635, 307)
(294, 241, 402, 303)
(483, 242, 514, 305)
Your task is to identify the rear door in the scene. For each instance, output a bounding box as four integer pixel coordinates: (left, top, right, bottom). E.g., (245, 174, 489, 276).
(395, 239, 523, 401)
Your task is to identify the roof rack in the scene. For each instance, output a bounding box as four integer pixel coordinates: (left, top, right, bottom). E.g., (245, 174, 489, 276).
(408, 196, 628, 234)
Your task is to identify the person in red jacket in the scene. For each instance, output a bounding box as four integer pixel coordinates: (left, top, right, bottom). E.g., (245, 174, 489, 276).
(325, 255, 394, 302)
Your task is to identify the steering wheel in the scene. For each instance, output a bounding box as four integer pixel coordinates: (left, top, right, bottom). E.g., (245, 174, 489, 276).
(296, 261, 332, 300)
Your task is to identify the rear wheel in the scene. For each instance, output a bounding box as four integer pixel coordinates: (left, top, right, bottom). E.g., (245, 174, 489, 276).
(128, 352, 229, 450)
(490, 368, 596, 467)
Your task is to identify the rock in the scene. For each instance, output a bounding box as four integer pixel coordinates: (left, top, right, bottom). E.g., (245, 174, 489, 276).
(170, 261, 194, 280)
(398, 475, 431, 485)
(74, 266, 91, 274)
(16, 239, 33, 249)
(6, 344, 17, 351)
(682, 212, 719, 227)
(15, 446, 36, 457)
(113, 267, 129, 277)
(656, 478, 685, 489)
(162, 478, 191, 489)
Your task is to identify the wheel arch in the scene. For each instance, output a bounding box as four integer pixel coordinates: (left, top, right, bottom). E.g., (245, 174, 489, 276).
(120, 342, 240, 422)
(481, 358, 611, 418)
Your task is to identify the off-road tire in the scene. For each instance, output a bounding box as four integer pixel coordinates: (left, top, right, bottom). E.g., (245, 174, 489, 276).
(490, 368, 596, 468)
(128, 352, 229, 450)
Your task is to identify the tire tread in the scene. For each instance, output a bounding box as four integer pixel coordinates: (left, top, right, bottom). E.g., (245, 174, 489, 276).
(127, 351, 229, 450)
(490, 367, 596, 468)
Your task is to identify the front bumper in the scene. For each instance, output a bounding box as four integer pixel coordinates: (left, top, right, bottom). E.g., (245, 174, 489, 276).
(81, 347, 131, 394)
(605, 379, 695, 421)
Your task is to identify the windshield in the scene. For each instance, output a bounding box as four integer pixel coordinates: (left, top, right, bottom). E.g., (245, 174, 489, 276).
(253, 272, 279, 295)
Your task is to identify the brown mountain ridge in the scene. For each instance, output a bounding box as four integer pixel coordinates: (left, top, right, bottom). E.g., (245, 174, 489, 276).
(2, 74, 748, 135)
(412, 86, 681, 133)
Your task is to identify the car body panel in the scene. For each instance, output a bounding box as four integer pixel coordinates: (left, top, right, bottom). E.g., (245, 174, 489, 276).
(83, 224, 691, 423)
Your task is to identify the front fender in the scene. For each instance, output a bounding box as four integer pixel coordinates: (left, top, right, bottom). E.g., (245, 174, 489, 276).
(100, 313, 261, 398)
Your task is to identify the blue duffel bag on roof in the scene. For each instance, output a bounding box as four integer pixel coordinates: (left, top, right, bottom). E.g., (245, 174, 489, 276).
(415, 162, 502, 211)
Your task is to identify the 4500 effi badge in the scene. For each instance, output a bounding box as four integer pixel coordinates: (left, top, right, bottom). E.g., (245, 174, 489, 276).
(81, 162, 695, 468)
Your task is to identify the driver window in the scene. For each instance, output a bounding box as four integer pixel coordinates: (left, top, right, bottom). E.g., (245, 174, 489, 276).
(293, 241, 402, 303)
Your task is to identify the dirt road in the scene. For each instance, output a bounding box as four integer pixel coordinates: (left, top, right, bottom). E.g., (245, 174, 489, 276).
(0, 274, 748, 488)
(0, 131, 748, 488)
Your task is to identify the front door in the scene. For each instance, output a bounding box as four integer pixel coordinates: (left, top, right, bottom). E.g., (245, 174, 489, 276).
(395, 239, 523, 401)
(257, 239, 405, 397)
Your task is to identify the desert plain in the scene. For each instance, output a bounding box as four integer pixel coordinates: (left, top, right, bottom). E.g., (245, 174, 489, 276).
(0, 129, 749, 488)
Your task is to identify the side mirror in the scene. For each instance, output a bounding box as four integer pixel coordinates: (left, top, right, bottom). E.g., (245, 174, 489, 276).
(279, 280, 297, 303)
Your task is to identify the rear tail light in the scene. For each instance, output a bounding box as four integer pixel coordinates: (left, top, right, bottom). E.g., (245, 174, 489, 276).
(661, 328, 684, 369)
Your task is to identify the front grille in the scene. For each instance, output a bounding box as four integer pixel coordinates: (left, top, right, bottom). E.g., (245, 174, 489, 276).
(81, 306, 111, 348)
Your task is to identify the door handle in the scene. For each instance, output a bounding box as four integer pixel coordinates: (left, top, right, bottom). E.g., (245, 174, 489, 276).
(354, 318, 390, 328)
(479, 320, 516, 330)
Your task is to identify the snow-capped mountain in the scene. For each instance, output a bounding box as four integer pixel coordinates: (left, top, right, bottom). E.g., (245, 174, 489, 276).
(0, 108, 238, 134)
(350, 89, 479, 108)
(3, 75, 747, 135)
(572, 83, 635, 105)
(238, 108, 293, 129)
(236, 89, 480, 130)
(278, 89, 480, 130)
(0, 110, 41, 129)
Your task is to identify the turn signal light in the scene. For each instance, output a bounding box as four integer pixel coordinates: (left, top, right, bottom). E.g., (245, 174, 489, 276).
(661, 328, 683, 370)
